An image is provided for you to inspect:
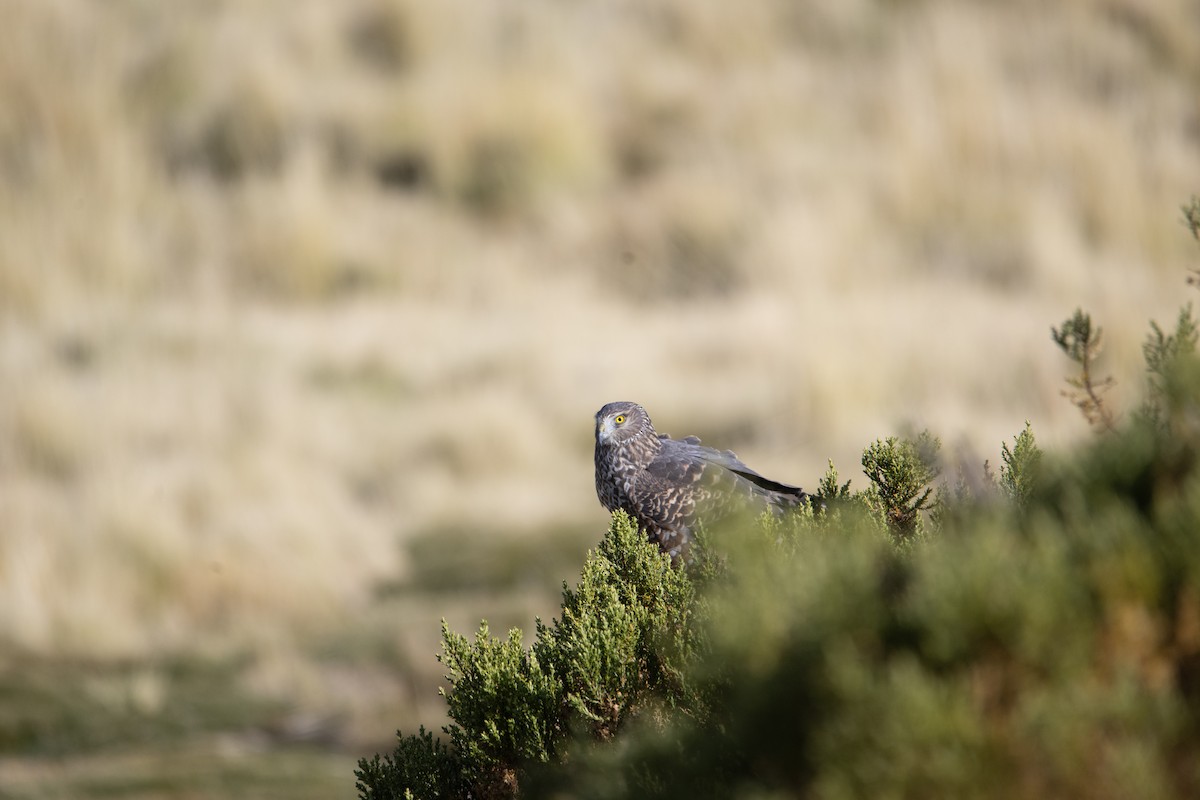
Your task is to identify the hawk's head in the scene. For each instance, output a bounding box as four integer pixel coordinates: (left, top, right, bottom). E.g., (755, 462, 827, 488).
(595, 401, 654, 445)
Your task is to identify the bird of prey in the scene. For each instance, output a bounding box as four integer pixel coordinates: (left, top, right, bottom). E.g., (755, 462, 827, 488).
(594, 401, 811, 560)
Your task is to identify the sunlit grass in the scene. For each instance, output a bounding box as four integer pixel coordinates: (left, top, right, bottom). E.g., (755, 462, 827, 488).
(0, 741, 355, 800)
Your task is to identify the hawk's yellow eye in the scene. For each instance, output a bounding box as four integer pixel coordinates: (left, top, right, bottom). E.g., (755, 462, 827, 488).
(614, 414, 626, 424)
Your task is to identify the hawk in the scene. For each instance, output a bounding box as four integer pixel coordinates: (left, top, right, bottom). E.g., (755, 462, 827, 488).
(594, 401, 811, 560)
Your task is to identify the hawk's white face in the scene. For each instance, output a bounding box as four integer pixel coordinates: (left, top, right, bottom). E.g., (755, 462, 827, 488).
(595, 402, 647, 445)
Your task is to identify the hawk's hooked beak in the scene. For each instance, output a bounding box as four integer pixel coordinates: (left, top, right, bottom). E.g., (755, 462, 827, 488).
(595, 417, 610, 442)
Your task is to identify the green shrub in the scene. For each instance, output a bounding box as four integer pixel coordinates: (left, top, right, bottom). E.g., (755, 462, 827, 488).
(356, 727, 468, 800)
(535, 513, 703, 740)
(860, 430, 940, 540)
(355, 511, 706, 799)
(360, 203, 1200, 798)
(362, 390, 1200, 797)
(998, 421, 1041, 507)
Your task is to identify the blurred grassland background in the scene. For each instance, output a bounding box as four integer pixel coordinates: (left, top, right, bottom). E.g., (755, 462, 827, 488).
(0, 0, 1198, 796)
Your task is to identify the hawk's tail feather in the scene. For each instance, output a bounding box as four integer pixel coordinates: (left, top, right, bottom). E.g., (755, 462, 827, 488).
(731, 467, 808, 500)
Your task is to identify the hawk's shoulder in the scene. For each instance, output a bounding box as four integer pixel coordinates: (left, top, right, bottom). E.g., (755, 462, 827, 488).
(644, 434, 708, 485)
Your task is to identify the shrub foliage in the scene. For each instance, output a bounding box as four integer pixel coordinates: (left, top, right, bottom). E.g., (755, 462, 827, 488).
(357, 512, 705, 799)
(359, 200, 1200, 799)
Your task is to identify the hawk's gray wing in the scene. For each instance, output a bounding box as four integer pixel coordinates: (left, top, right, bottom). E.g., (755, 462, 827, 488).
(636, 435, 808, 545)
(655, 436, 808, 503)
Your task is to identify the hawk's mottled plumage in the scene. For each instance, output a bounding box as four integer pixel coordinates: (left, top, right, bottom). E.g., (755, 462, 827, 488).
(594, 401, 810, 560)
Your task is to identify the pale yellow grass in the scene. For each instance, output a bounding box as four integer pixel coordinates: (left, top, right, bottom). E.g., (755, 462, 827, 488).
(0, 0, 1197, 756)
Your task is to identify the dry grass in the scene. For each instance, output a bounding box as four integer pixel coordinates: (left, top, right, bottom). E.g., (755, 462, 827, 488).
(0, 0, 1197, 793)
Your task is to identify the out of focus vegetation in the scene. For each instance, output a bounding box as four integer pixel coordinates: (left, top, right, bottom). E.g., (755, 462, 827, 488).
(360, 216, 1200, 797)
(2, 0, 1198, 796)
